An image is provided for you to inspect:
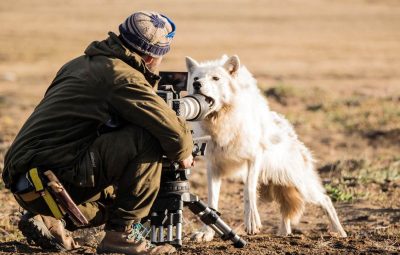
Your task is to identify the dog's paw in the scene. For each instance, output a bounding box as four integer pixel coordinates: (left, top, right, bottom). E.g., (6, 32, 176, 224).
(245, 224, 261, 235)
(244, 211, 262, 235)
(190, 225, 215, 242)
(277, 229, 291, 236)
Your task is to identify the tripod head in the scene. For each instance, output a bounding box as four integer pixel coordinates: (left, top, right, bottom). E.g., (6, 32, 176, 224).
(160, 135, 207, 181)
(150, 140, 246, 248)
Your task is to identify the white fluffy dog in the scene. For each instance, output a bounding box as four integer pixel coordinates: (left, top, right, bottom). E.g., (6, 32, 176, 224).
(186, 55, 347, 241)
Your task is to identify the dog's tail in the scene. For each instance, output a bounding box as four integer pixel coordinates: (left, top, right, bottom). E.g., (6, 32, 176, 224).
(259, 184, 305, 224)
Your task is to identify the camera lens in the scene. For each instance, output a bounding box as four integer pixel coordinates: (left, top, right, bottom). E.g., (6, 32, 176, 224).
(173, 94, 210, 121)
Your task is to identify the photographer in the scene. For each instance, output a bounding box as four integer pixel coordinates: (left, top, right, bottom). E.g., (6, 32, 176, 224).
(2, 11, 193, 255)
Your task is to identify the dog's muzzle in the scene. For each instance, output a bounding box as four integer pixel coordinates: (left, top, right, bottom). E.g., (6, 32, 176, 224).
(192, 87, 215, 109)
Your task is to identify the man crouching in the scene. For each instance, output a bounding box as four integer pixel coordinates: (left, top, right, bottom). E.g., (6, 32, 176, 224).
(2, 11, 193, 255)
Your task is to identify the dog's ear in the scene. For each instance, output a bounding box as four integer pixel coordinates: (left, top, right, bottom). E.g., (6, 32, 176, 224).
(185, 56, 199, 73)
(223, 55, 240, 76)
(221, 55, 229, 62)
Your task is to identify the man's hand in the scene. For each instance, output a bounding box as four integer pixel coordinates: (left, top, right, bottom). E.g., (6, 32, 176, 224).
(179, 154, 194, 169)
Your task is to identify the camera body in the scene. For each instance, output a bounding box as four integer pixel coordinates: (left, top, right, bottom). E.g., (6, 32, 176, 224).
(156, 70, 208, 181)
(157, 72, 210, 121)
(156, 71, 208, 189)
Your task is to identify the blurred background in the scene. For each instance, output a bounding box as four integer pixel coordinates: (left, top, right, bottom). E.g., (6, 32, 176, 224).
(0, 0, 399, 254)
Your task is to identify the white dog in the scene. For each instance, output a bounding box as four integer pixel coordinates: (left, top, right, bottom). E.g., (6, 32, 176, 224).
(186, 55, 347, 241)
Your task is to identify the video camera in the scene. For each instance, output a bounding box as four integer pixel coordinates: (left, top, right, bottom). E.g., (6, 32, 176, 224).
(147, 72, 246, 249)
(156, 72, 210, 121)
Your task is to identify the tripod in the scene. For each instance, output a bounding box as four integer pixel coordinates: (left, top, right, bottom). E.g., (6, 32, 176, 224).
(149, 161, 246, 248)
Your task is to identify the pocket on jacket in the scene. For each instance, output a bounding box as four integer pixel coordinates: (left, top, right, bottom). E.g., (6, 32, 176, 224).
(73, 149, 98, 187)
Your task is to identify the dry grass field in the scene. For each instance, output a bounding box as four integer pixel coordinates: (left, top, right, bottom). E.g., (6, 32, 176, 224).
(0, 0, 399, 254)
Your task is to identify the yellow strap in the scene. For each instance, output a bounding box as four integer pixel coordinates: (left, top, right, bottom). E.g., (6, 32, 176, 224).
(42, 189, 63, 219)
(29, 168, 44, 192)
(29, 168, 63, 220)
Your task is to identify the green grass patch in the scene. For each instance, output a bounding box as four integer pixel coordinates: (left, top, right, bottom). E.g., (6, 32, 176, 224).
(322, 157, 400, 202)
(326, 96, 400, 134)
(325, 183, 354, 202)
(355, 159, 400, 185)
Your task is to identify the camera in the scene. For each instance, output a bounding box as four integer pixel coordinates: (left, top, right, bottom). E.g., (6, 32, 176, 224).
(148, 72, 246, 249)
(157, 71, 210, 121)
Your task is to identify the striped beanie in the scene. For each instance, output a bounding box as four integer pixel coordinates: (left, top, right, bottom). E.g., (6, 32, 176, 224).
(119, 11, 176, 57)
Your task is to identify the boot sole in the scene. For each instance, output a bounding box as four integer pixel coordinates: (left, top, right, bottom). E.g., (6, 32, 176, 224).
(18, 213, 66, 251)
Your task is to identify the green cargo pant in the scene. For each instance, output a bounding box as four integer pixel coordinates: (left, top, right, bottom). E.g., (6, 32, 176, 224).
(17, 125, 163, 231)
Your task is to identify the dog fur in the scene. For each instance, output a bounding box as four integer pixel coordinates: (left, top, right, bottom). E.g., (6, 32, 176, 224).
(186, 55, 347, 241)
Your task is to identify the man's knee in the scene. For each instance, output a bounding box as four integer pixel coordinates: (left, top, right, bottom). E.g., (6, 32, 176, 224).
(68, 125, 162, 187)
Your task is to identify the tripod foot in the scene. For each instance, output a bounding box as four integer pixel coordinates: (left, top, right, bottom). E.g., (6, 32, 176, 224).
(187, 199, 246, 248)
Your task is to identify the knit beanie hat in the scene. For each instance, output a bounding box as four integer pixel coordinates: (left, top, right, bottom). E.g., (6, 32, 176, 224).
(119, 11, 176, 57)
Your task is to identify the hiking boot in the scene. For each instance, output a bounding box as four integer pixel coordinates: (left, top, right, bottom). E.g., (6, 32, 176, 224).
(18, 212, 79, 251)
(97, 223, 176, 255)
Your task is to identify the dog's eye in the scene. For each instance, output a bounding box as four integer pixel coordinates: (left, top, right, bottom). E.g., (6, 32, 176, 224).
(193, 77, 199, 81)
(212, 76, 220, 81)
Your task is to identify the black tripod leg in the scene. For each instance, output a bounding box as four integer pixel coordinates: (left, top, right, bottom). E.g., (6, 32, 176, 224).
(186, 199, 246, 248)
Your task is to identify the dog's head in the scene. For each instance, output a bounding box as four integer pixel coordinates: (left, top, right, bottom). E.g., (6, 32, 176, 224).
(186, 55, 244, 117)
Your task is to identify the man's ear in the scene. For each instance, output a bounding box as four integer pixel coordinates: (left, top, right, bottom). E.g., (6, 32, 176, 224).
(185, 56, 199, 73)
(223, 55, 240, 76)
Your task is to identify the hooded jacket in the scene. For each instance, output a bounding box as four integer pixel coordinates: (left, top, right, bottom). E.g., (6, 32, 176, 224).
(2, 32, 193, 188)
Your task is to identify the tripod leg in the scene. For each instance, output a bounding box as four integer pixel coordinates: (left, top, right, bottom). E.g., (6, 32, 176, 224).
(175, 209, 183, 246)
(167, 221, 173, 242)
(187, 199, 246, 248)
(150, 212, 157, 243)
(158, 226, 164, 242)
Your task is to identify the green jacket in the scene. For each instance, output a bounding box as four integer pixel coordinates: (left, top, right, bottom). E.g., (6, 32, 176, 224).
(2, 32, 193, 189)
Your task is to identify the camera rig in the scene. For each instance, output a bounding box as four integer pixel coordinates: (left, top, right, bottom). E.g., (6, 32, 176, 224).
(148, 72, 246, 248)
(156, 72, 210, 121)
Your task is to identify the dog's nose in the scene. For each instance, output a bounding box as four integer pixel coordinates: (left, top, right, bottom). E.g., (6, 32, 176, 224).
(193, 81, 202, 90)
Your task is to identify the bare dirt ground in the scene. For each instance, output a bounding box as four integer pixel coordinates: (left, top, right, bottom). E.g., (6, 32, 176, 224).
(0, 0, 399, 254)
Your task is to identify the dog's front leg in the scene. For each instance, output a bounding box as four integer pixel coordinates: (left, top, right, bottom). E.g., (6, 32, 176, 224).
(244, 159, 262, 235)
(191, 165, 221, 242)
(207, 165, 222, 211)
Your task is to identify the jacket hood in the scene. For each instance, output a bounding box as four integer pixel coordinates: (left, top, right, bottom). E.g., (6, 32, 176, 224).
(84, 32, 160, 86)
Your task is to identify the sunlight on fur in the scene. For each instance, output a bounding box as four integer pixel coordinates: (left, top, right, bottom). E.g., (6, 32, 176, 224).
(187, 55, 347, 242)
